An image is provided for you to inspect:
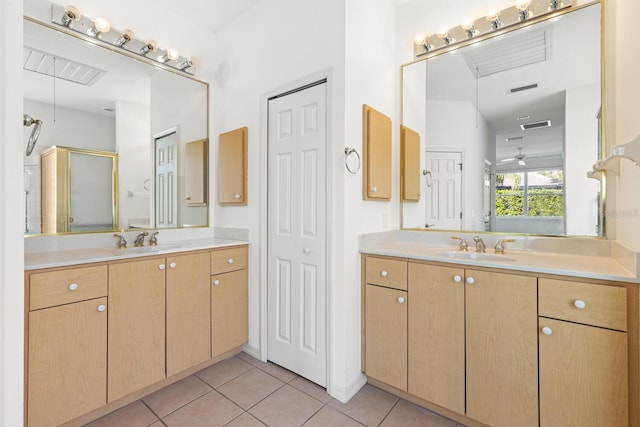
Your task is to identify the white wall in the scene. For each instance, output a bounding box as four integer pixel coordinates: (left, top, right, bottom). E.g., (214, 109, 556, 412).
(565, 83, 600, 236)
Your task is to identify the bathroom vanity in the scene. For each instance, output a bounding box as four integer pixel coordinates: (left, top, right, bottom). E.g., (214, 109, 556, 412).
(361, 231, 638, 427)
(24, 239, 248, 427)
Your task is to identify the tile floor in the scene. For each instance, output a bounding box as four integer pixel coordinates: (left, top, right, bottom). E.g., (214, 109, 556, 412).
(85, 352, 466, 427)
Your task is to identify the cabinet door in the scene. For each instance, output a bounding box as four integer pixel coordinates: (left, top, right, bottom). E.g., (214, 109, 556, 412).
(408, 263, 464, 413)
(166, 252, 211, 376)
(108, 258, 166, 402)
(211, 269, 248, 357)
(400, 125, 420, 201)
(363, 105, 391, 200)
(184, 138, 208, 206)
(365, 284, 407, 391)
(539, 318, 628, 427)
(28, 297, 107, 427)
(218, 127, 247, 205)
(465, 270, 538, 427)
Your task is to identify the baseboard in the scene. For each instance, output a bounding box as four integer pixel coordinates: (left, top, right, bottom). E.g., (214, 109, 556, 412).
(242, 342, 261, 360)
(329, 372, 367, 403)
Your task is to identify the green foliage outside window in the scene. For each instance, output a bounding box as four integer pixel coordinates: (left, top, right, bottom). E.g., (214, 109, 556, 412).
(496, 189, 564, 217)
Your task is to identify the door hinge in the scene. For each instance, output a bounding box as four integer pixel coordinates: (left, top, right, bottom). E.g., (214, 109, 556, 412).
(458, 163, 463, 171)
(460, 212, 463, 219)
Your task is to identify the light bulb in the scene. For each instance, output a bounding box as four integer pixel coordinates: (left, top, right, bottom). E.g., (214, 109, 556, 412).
(436, 29, 453, 45)
(414, 33, 427, 46)
(166, 48, 180, 61)
(94, 17, 111, 33)
(62, 5, 81, 26)
(140, 40, 158, 55)
(485, 10, 502, 29)
(515, 0, 532, 11)
(116, 29, 134, 46)
(461, 19, 474, 30)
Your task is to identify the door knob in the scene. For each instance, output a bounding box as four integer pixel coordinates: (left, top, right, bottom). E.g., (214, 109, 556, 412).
(541, 326, 553, 336)
(397, 296, 406, 304)
(303, 248, 311, 254)
(466, 277, 475, 285)
(228, 258, 234, 264)
(213, 280, 220, 286)
(97, 304, 106, 312)
(453, 275, 462, 283)
(574, 299, 586, 309)
(380, 270, 388, 277)
(169, 262, 176, 269)
(234, 194, 241, 199)
(158, 264, 165, 270)
(371, 186, 378, 193)
(68, 283, 79, 291)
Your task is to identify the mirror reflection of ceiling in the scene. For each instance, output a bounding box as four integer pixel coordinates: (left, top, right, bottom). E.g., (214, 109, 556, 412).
(423, 5, 599, 166)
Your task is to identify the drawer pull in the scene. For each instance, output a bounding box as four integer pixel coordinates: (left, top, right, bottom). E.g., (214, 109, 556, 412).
(97, 304, 106, 312)
(169, 262, 176, 269)
(397, 296, 406, 304)
(371, 186, 378, 193)
(228, 258, 234, 264)
(68, 283, 79, 291)
(234, 194, 241, 199)
(453, 275, 462, 283)
(541, 326, 553, 336)
(158, 264, 166, 270)
(574, 299, 586, 309)
(466, 277, 475, 285)
(380, 270, 388, 278)
(213, 280, 220, 286)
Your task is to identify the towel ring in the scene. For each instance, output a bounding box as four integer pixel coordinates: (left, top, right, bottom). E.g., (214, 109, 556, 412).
(344, 147, 361, 174)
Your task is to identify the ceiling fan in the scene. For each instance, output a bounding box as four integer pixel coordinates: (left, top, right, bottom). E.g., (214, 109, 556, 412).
(500, 147, 527, 166)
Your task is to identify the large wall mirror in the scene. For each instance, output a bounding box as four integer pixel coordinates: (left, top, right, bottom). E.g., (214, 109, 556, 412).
(401, 3, 602, 237)
(23, 17, 209, 236)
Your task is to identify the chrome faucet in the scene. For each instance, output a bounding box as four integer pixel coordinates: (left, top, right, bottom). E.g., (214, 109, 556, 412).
(494, 238, 516, 254)
(113, 232, 127, 249)
(134, 231, 149, 247)
(149, 231, 159, 246)
(451, 236, 468, 252)
(473, 235, 486, 253)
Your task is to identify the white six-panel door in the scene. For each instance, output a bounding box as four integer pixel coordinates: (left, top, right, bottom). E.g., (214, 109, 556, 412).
(424, 151, 462, 230)
(267, 82, 327, 386)
(155, 132, 178, 228)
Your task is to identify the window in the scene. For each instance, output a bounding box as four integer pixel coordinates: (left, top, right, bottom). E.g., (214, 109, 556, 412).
(495, 170, 564, 217)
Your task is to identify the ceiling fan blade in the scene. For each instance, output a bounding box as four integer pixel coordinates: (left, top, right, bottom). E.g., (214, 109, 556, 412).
(500, 158, 515, 163)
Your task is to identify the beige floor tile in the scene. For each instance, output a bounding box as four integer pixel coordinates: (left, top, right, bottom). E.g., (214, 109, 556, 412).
(196, 356, 253, 388)
(225, 412, 267, 427)
(235, 352, 262, 367)
(147, 422, 163, 427)
(217, 368, 284, 409)
(142, 375, 211, 417)
(254, 360, 298, 382)
(84, 401, 158, 427)
(303, 406, 365, 427)
(289, 376, 332, 403)
(380, 400, 457, 427)
(328, 384, 399, 427)
(249, 385, 324, 427)
(162, 390, 243, 426)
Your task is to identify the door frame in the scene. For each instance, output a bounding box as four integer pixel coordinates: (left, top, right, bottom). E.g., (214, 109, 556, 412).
(259, 69, 334, 392)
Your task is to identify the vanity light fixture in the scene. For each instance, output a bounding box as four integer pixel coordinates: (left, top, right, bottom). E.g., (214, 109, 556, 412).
(88, 17, 111, 36)
(516, 0, 533, 20)
(437, 29, 454, 45)
(160, 47, 180, 63)
(51, 4, 197, 75)
(412, 0, 571, 58)
(61, 5, 80, 27)
(486, 10, 502, 30)
(461, 19, 477, 38)
(115, 29, 134, 47)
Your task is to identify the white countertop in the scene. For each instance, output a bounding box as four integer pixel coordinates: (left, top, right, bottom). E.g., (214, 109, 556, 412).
(361, 231, 639, 284)
(25, 237, 249, 270)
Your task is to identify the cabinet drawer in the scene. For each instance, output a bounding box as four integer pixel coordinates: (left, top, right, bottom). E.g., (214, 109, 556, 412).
(30, 265, 108, 311)
(365, 256, 407, 290)
(539, 278, 627, 331)
(211, 246, 247, 274)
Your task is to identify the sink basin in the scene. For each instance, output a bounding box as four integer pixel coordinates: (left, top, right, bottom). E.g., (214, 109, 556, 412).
(112, 244, 183, 256)
(436, 251, 515, 262)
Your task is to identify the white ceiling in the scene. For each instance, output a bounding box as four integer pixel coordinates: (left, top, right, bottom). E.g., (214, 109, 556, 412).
(152, 0, 261, 34)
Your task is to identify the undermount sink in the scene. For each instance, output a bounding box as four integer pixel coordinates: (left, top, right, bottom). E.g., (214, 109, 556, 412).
(112, 244, 184, 256)
(436, 251, 515, 262)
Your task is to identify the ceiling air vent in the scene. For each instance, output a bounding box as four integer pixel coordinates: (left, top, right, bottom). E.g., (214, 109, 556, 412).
(505, 136, 524, 142)
(23, 46, 106, 86)
(520, 120, 551, 130)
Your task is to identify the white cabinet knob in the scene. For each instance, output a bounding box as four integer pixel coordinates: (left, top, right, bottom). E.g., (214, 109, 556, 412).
(68, 283, 79, 291)
(541, 326, 553, 336)
(371, 186, 378, 193)
(453, 275, 462, 283)
(234, 194, 241, 199)
(466, 277, 475, 285)
(228, 258, 234, 264)
(397, 296, 405, 304)
(574, 299, 586, 309)
(303, 248, 311, 254)
(169, 262, 176, 269)
(213, 279, 220, 286)
(158, 264, 166, 270)
(97, 304, 106, 312)
(380, 270, 388, 277)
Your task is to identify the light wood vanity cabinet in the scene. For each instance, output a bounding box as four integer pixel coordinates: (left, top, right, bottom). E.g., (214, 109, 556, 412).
(218, 127, 248, 205)
(26, 265, 108, 427)
(25, 244, 249, 427)
(362, 105, 392, 200)
(362, 255, 632, 427)
(211, 246, 248, 358)
(538, 278, 629, 427)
